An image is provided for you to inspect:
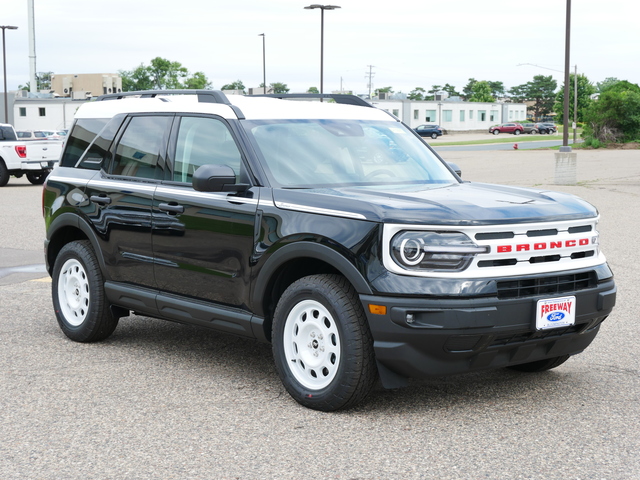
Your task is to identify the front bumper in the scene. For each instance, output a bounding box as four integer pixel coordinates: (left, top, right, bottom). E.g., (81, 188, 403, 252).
(360, 273, 616, 386)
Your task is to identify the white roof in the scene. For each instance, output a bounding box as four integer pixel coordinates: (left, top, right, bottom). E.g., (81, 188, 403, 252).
(72, 93, 394, 123)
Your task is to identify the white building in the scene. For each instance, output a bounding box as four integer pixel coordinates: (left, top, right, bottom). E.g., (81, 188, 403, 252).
(373, 98, 528, 133)
(12, 96, 89, 131)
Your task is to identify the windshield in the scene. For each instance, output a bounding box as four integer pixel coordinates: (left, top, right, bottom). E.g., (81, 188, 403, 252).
(243, 119, 457, 188)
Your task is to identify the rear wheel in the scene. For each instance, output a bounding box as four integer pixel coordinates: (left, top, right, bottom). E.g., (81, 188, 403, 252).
(508, 355, 570, 372)
(26, 171, 48, 185)
(52, 240, 119, 342)
(272, 274, 377, 411)
(514, 129, 521, 135)
(431, 132, 438, 139)
(0, 160, 9, 187)
(531, 129, 538, 135)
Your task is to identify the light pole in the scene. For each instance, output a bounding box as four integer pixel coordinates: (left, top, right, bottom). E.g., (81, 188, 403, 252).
(304, 4, 340, 99)
(258, 33, 266, 94)
(1, 25, 18, 124)
(561, 0, 571, 151)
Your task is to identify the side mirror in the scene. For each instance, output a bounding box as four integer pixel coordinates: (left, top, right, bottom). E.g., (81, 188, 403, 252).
(192, 164, 248, 193)
(447, 162, 462, 178)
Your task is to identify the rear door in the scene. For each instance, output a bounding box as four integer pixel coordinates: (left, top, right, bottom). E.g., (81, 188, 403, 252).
(85, 114, 173, 288)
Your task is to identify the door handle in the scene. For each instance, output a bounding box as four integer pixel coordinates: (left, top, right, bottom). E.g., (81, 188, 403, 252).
(158, 202, 184, 214)
(90, 195, 111, 205)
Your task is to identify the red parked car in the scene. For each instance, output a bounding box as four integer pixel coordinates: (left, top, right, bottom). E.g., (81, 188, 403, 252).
(489, 123, 524, 135)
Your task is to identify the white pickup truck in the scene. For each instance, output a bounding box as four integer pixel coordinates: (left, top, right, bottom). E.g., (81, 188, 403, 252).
(0, 123, 63, 187)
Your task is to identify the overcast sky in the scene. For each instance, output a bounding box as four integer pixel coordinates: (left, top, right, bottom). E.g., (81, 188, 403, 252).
(3, 0, 639, 95)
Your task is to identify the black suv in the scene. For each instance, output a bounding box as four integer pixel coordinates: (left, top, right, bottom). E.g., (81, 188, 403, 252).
(43, 91, 616, 411)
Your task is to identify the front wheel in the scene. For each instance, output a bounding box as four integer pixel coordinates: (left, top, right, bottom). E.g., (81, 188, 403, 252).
(52, 240, 119, 342)
(272, 274, 377, 411)
(492, 130, 500, 135)
(508, 355, 570, 372)
(27, 171, 48, 185)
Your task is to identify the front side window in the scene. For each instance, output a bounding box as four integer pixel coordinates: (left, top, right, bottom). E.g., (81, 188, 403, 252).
(243, 119, 456, 188)
(111, 116, 171, 179)
(173, 116, 243, 183)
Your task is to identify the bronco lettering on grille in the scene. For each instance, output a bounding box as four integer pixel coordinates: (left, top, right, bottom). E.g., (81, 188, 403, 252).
(496, 238, 591, 253)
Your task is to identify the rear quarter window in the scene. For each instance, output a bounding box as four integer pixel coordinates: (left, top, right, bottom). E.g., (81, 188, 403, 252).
(60, 118, 110, 167)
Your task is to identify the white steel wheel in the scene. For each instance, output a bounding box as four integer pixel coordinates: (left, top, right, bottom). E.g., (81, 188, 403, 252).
(57, 258, 91, 327)
(282, 299, 341, 390)
(52, 240, 119, 342)
(272, 274, 377, 411)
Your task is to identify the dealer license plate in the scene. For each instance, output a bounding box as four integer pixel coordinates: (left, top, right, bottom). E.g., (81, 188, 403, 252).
(536, 296, 576, 330)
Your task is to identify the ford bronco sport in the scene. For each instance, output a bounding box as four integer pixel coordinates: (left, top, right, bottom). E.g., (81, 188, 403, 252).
(43, 90, 616, 411)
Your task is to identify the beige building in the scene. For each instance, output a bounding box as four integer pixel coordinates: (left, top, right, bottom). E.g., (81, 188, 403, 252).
(50, 73, 122, 99)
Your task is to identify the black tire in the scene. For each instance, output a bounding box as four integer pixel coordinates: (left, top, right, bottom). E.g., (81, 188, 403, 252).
(0, 160, 9, 187)
(514, 129, 521, 135)
(531, 129, 538, 135)
(52, 240, 119, 342)
(26, 171, 48, 185)
(272, 274, 377, 411)
(431, 132, 438, 139)
(508, 354, 571, 372)
(492, 130, 500, 135)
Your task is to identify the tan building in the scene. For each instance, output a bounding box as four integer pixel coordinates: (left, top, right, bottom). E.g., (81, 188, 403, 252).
(50, 73, 122, 99)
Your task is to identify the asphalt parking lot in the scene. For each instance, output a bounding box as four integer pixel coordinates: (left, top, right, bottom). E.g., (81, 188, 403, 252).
(1, 147, 639, 479)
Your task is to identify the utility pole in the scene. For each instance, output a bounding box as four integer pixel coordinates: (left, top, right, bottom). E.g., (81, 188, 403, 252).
(365, 65, 375, 99)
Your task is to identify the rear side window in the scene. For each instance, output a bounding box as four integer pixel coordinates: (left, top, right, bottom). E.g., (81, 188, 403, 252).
(60, 118, 110, 167)
(111, 116, 171, 179)
(0, 126, 17, 141)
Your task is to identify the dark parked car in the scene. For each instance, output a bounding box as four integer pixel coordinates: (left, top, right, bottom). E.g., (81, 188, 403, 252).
(539, 123, 557, 134)
(414, 124, 443, 139)
(489, 123, 524, 135)
(522, 123, 539, 134)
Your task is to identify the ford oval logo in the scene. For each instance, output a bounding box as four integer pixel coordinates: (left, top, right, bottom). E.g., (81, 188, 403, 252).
(547, 312, 565, 322)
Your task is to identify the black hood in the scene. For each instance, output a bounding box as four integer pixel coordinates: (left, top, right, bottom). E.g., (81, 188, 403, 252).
(272, 182, 598, 225)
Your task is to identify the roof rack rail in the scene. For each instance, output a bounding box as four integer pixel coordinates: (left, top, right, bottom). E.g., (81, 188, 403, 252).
(253, 93, 373, 108)
(96, 90, 245, 119)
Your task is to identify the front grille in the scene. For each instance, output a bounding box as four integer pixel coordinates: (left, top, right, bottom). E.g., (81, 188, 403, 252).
(496, 271, 596, 299)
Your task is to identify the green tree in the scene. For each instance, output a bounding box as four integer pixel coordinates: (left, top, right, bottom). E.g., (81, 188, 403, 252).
(184, 72, 212, 90)
(442, 83, 460, 98)
(462, 78, 477, 100)
(307, 86, 319, 94)
(408, 87, 425, 101)
(488, 81, 505, 99)
(120, 58, 211, 91)
(509, 75, 557, 119)
(596, 77, 620, 93)
(221, 80, 246, 92)
(270, 82, 289, 94)
(18, 71, 53, 92)
(554, 73, 596, 123)
(583, 81, 640, 143)
(120, 64, 154, 91)
(426, 85, 442, 101)
(469, 81, 495, 102)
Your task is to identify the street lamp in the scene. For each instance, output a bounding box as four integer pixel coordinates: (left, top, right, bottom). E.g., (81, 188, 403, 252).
(258, 33, 266, 94)
(304, 4, 341, 99)
(1, 25, 18, 124)
(561, 0, 572, 151)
